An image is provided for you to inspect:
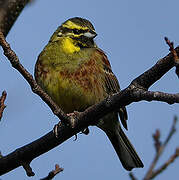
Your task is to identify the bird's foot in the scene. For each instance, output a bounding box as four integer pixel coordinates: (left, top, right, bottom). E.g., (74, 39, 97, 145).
(53, 111, 80, 138)
(67, 111, 89, 137)
(73, 127, 89, 141)
(66, 111, 80, 128)
(73, 134, 78, 141)
(68, 111, 90, 135)
(53, 111, 90, 139)
(53, 121, 61, 138)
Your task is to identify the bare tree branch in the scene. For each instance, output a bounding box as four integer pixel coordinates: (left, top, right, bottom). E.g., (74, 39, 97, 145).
(0, 90, 7, 121)
(21, 161, 35, 176)
(150, 147, 179, 179)
(40, 164, 63, 180)
(0, 0, 179, 177)
(152, 129, 161, 152)
(164, 37, 179, 78)
(0, 0, 30, 37)
(0, 31, 179, 176)
(129, 172, 138, 180)
(143, 117, 178, 180)
(163, 116, 177, 146)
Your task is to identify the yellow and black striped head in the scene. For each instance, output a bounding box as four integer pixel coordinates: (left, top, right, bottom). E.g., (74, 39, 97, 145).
(50, 17, 97, 48)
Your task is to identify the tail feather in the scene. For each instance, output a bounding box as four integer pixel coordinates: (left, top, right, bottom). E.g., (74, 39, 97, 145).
(106, 126, 144, 171)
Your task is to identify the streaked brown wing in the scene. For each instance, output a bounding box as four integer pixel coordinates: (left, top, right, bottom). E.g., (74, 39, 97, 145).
(97, 49, 128, 129)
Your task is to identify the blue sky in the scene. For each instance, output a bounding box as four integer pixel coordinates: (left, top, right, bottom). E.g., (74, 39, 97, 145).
(0, 0, 179, 179)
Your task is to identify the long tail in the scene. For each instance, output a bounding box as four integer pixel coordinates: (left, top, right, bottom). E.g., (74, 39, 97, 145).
(106, 125, 144, 171)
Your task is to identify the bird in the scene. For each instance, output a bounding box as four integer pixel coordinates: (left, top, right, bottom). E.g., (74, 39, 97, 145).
(35, 17, 144, 171)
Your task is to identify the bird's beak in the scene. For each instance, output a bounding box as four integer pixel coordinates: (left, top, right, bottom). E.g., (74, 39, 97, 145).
(84, 30, 97, 39)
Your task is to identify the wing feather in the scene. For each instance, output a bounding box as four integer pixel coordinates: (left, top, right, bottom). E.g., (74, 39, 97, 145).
(97, 49, 128, 129)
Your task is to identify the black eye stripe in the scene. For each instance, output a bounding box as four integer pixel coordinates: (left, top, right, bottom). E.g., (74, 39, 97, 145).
(72, 28, 87, 34)
(62, 27, 71, 33)
(62, 27, 87, 35)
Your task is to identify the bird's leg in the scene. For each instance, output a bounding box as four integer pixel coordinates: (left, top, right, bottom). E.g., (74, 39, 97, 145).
(53, 111, 79, 138)
(53, 111, 90, 139)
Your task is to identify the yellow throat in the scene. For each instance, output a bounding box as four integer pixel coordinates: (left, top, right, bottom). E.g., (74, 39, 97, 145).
(61, 37, 80, 54)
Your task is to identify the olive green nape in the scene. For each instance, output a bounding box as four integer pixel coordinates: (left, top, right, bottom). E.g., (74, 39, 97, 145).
(49, 26, 62, 42)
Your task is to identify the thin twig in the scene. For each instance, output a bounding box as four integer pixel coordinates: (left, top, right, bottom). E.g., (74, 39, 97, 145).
(129, 172, 138, 180)
(0, 90, 7, 120)
(165, 37, 179, 78)
(163, 116, 177, 147)
(40, 164, 63, 180)
(152, 129, 161, 152)
(165, 37, 179, 64)
(150, 147, 179, 179)
(143, 117, 178, 180)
